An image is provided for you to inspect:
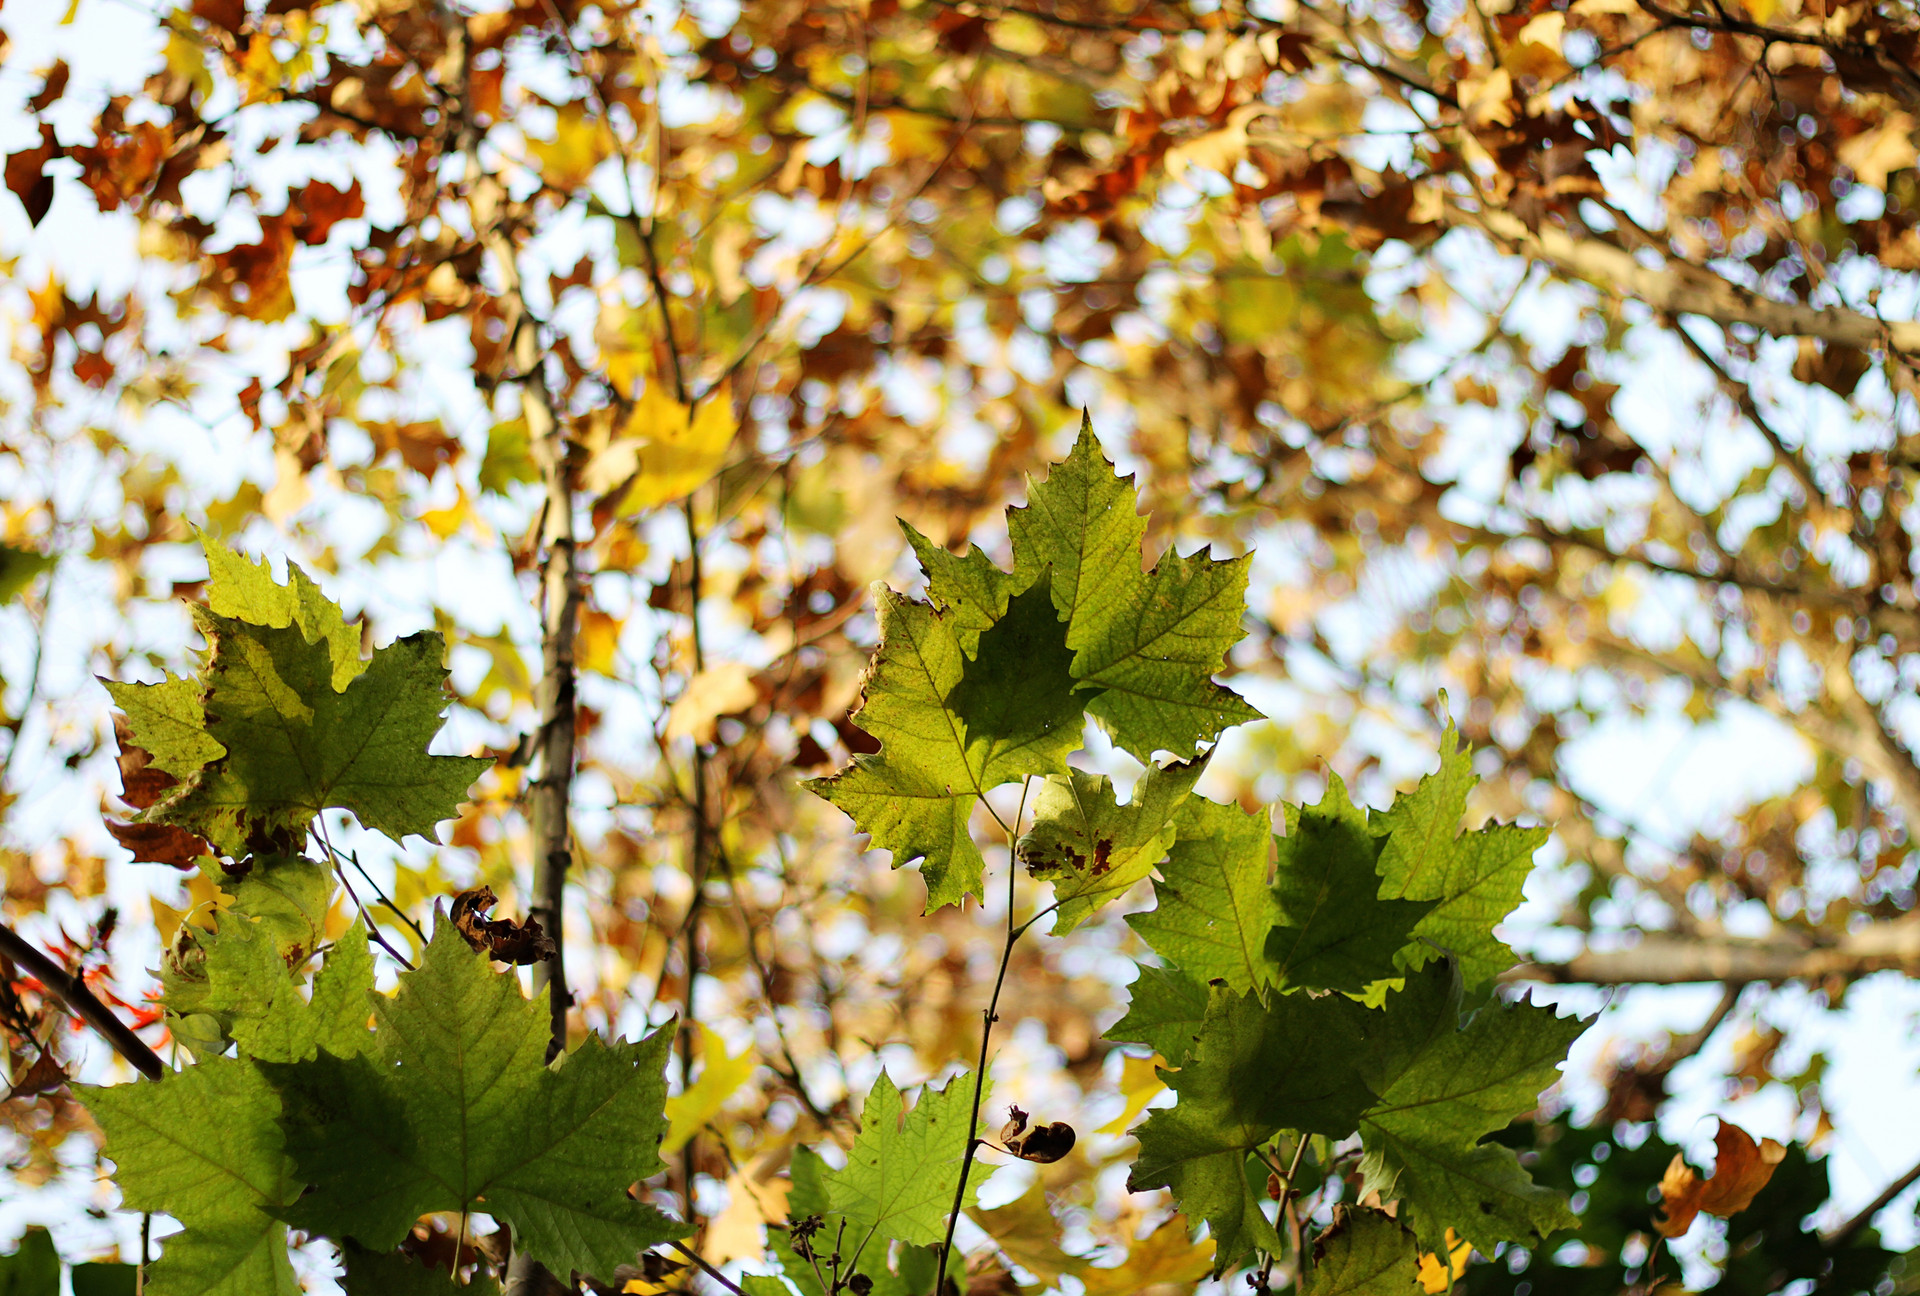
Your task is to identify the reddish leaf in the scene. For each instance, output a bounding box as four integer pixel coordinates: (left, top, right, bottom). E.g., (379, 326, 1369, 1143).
(27, 62, 71, 114)
(113, 716, 176, 811)
(366, 420, 461, 477)
(106, 821, 211, 869)
(191, 0, 248, 34)
(6, 123, 61, 228)
(292, 178, 365, 244)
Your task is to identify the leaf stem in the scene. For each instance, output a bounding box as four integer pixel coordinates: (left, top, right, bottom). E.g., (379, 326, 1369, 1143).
(315, 822, 419, 969)
(0, 922, 164, 1079)
(320, 830, 427, 944)
(934, 777, 1034, 1296)
(325, 856, 415, 972)
(1277, 1135, 1312, 1281)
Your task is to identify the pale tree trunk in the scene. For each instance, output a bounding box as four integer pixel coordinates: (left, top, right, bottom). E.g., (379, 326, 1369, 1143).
(440, 13, 581, 1292)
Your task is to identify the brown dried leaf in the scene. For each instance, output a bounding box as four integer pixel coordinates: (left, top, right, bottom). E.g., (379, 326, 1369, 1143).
(5, 123, 60, 228)
(292, 178, 365, 244)
(6, 1050, 68, 1100)
(106, 820, 210, 870)
(1654, 1119, 1786, 1238)
(999, 1105, 1077, 1164)
(449, 886, 556, 966)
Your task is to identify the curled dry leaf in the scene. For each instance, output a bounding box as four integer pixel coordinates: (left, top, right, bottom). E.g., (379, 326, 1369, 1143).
(1000, 1106, 1077, 1164)
(105, 715, 210, 869)
(449, 885, 556, 966)
(1654, 1119, 1786, 1238)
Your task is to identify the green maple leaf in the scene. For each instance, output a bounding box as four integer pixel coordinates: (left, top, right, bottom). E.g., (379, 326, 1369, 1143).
(82, 1057, 301, 1296)
(1107, 964, 1211, 1066)
(269, 923, 683, 1280)
(224, 857, 333, 961)
(1017, 755, 1207, 933)
(162, 908, 288, 1037)
(946, 576, 1086, 770)
(341, 1241, 500, 1296)
(1266, 780, 1435, 993)
(104, 675, 223, 781)
(902, 522, 1016, 652)
(0, 1228, 58, 1291)
(807, 585, 1079, 909)
(200, 538, 366, 690)
(1301, 1208, 1423, 1296)
(826, 1069, 987, 1254)
(105, 537, 368, 784)
(811, 420, 1263, 907)
(1373, 719, 1547, 988)
(1128, 797, 1276, 994)
(164, 858, 341, 1055)
(1351, 964, 1586, 1253)
(1129, 989, 1376, 1274)
(151, 615, 491, 855)
(1008, 418, 1262, 760)
(233, 921, 374, 1065)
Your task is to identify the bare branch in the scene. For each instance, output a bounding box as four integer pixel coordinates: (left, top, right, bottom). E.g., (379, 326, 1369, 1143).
(1509, 918, 1920, 985)
(0, 924, 165, 1080)
(1455, 205, 1920, 356)
(1825, 1157, 1920, 1248)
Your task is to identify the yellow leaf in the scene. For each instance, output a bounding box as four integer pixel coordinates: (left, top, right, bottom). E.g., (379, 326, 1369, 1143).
(1164, 104, 1266, 184)
(1837, 113, 1917, 191)
(420, 488, 484, 541)
(973, 1183, 1089, 1286)
(594, 301, 654, 396)
(1078, 1220, 1214, 1296)
(528, 104, 611, 192)
(462, 629, 534, 711)
(707, 1153, 793, 1267)
(666, 663, 759, 745)
(155, 868, 233, 947)
(601, 388, 737, 513)
(578, 609, 623, 678)
(1417, 1229, 1472, 1292)
(1459, 69, 1515, 129)
(662, 1023, 756, 1156)
(1097, 1054, 1166, 1136)
(151, 897, 188, 949)
(61, 0, 81, 21)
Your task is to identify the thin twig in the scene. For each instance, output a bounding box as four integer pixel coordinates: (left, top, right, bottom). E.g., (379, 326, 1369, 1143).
(669, 1240, 746, 1296)
(316, 822, 427, 945)
(0, 923, 164, 1079)
(934, 778, 1034, 1296)
(0, 555, 54, 785)
(679, 494, 711, 1229)
(1825, 1157, 1920, 1248)
(327, 859, 417, 971)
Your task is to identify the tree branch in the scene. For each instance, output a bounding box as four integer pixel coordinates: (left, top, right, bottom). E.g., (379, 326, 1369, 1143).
(1824, 1156, 1920, 1247)
(1454, 204, 1920, 355)
(1508, 918, 1920, 985)
(0, 924, 165, 1080)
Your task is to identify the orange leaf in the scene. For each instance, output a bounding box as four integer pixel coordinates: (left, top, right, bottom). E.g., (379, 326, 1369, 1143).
(1654, 1120, 1786, 1238)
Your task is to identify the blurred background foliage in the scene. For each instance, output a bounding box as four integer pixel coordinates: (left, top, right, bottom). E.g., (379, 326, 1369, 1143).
(2, 0, 1920, 1290)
